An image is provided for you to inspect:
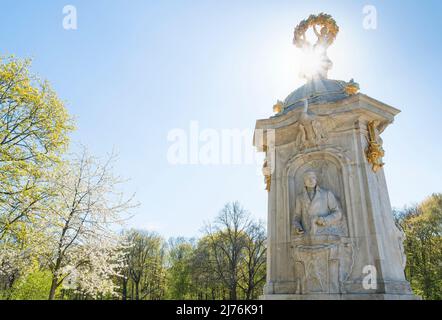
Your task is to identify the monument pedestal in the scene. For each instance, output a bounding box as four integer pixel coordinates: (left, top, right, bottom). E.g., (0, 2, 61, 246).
(254, 14, 419, 300)
(254, 88, 419, 300)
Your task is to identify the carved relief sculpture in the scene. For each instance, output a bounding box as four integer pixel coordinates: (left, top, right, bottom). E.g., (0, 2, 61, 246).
(292, 171, 344, 237)
(290, 170, 352, 294)
(295, 101, 328, 150)
(255, 13, 418, 299)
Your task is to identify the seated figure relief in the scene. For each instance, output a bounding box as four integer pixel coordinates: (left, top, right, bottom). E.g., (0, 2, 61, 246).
(290, 170, 353, 294)
(292, 171, 346, 237)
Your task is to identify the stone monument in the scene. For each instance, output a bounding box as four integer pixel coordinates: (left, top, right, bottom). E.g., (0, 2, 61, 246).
(254, 13, 418, 300)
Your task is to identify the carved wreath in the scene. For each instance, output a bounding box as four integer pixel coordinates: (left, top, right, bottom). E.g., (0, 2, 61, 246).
(293, 13, 339, 48)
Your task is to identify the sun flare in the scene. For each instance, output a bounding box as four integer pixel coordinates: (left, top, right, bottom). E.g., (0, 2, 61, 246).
(298, 47, 325, 80)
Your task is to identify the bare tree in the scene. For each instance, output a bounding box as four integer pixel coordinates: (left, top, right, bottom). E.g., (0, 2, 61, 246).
(238, 221, 266, 299)
(123, 229, 166, 300)
(204, 201, 252, 300)
(188, 237, 225, 300)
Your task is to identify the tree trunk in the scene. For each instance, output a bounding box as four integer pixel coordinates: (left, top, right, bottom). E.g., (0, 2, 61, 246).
(48, 276, 58, 300)
(135, 281, 140, 300)
(230, 282, 237, 300)
(122, 278, 128, 300)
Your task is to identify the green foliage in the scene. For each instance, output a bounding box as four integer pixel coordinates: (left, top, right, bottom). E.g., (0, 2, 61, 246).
(10, 269, 57, 300)
(396, 193, 442, 300)
(0, 55, 74, 299)
(120, 229, 167, 300)
(203, 202, 267, 300)
(166, 238, 195, 299)
(117, 205, 267, 301)
(0, 56, 74, 241)
(1, 56, 441, 301)
(188, 236, 231, 300)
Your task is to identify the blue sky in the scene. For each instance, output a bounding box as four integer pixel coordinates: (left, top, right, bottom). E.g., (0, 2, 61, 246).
(1, 0, 441, 238)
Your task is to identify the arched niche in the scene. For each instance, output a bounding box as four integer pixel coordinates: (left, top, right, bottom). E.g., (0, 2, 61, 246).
(283, 148, 354, 238)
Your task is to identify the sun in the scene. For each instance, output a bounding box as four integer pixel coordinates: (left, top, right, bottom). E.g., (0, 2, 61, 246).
(298, 47, 325, 80)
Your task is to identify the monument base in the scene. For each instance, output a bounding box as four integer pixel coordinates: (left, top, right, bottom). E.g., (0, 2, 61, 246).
(260, 293, 421, 300)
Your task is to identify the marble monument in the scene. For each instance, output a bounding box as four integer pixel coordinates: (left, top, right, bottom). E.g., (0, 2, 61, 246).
(254, 13, 418, 300)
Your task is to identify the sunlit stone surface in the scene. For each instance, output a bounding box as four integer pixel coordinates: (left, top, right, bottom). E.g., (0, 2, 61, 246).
(254, 14, 419, 300)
